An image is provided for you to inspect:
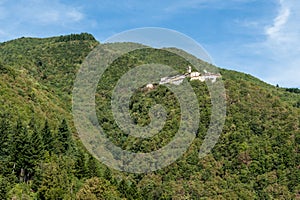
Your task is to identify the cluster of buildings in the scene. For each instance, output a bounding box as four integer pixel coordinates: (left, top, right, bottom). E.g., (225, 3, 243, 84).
(159, 74, 186, 86)
(145, 66, 221, 89)
(158, 66, 221, 86)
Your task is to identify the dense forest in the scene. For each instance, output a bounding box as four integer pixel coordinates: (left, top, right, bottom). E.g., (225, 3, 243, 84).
(0, 33, 299, 199)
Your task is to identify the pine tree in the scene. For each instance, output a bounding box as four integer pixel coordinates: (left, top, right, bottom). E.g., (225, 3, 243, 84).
(0, 112, 12, 159)
(75, 149, 87, 179)
(0, 176, 9, 199)
(56, 119, 72, 154)
(37, 157, 75, 200)
(29, 124, 45, 162)
(28, 116, 44, 158)
(87, 155, 100, 178)
(41, 120, 54, 153)
(23, 120, 45, 180)
(10, 118, 30, 181)
(118, 179, 139, 199)
(104, 167, 112, 182)
(76, 177, 121, 199)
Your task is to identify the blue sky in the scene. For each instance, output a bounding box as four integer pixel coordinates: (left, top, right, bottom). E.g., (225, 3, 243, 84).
(0, 0, 299, 87)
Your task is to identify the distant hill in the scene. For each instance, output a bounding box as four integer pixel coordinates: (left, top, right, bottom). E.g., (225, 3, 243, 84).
(0, 33, 98, 125)
(0, 33, 299, 199)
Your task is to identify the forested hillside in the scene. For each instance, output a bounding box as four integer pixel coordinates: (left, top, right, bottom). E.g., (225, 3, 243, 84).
(0, 33, 299, 199)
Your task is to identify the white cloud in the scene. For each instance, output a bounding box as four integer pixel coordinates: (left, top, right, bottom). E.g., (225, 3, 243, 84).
(17, 0, 85, 25)
(0, 0, 85, 41)
(38, 10, 60, 23)
(265, 3, 290, 42)
(262, 0, 300, 87)
(35, 7, 84, 24)
(66, 9, 84, 22)
(263, 0, 300, 50)
(212, 0, 300, 87)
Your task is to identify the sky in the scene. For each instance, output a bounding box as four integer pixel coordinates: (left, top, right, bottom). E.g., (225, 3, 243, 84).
(0, 0, 299, 87)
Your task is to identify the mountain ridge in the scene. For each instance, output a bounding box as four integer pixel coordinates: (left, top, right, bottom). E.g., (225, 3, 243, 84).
(0, 33, 299, 199)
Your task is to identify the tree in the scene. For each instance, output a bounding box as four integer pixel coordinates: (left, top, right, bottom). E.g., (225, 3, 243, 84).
(118, 179, 139, 199)
(87, 155, 100, 178)
(0, 112, 12, 159)
(23, 121, 45, 180)
(9, 118, 30, 181)
(36, 156, 76, 200)
(104, 167, 112, 182)
(56, 119, 72, 154)
(0, 176, 10, 199)
(76, 177, 120, 200)
(74, 149, 87, 179)
(41, 120, 54, 153)
(7, 183, 36, 200)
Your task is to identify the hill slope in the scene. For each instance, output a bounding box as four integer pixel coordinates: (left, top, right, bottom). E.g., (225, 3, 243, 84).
(0, 34, 299, 199)
(0, 33, 98, 124)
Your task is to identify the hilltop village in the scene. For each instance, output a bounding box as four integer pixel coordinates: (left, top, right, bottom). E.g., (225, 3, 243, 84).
(146, 66, 221, 89)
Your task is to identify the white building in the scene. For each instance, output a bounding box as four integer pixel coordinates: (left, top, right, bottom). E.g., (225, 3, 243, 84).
(158, 66, 221, 86)
(191, 73, 221, 83)
(159, 75, 186, 85)
(190, 71, 200, 77)
(187, 66, 192, 73)
(146, 83, 154, 89)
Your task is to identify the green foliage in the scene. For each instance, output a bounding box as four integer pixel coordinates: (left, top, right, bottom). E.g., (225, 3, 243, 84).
(0, 112, 12, 159)
(41, 120, 54, 153)
(286, 87, 300, 94)
(74, 149, 88, 179)
(86, 155, 101, 179)
(55, 119, 73, 154)
(35, 155, 78, 200)
(0, 34, 299, 199)
(7, 183, 36, 200)
(0, 176, 11, 199)
(76, 177, 121, 200)
(56, 33, 96, 42)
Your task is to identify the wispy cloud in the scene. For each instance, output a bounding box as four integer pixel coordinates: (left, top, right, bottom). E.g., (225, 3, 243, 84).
(0, 0, 85, 41)
(265, 2, 290, 41)
(15, 0, 85, 25)
(261, 0, 300, 87)
(66, 9, 84, 22)
(208, 0, 300, 87)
